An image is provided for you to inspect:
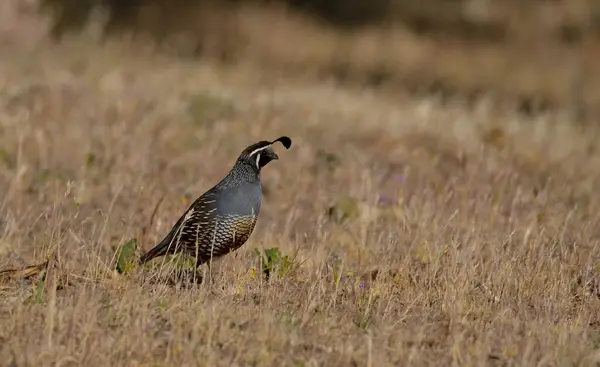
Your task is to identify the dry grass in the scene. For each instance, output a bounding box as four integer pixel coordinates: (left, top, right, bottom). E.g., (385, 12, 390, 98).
(46, 1, 600, 122)
(2, 11, 600, 367)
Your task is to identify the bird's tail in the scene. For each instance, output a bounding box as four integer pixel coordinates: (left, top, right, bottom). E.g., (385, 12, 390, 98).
(139, 229, 179, 265)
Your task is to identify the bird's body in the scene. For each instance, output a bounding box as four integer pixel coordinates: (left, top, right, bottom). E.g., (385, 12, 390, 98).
(139, 136, 292, 268)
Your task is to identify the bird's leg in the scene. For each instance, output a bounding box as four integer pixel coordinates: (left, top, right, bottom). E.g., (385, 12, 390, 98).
(204, 260, 219, 296)
(194, 257, 214, 286)
(192, 257, 204, 285)
(206, 260, 212, 284)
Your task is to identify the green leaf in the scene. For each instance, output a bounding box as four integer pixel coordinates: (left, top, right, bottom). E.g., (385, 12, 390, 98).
(0, 147, 14, 168)
(278, 255, 293, 277)
(164, 253, 195, 269)
(85, 152, 96, 168)
(115, 238, 139, 275)
(264, 247, 282, 263)
(253, 247, 299, 281)
(327, 196, 359, 223)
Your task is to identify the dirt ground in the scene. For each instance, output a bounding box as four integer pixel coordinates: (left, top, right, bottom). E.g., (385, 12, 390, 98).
(1, 3, 600, 367)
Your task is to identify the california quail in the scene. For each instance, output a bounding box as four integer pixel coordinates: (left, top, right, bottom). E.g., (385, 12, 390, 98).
(139, 136, 292, 270)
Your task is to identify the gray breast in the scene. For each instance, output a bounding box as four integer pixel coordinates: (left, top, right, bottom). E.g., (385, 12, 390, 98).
(214, 181, 263, 217)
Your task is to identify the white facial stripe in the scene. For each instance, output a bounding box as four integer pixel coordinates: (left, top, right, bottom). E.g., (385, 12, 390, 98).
(256, 153, 261, 168)
(248, 145, 271, 158)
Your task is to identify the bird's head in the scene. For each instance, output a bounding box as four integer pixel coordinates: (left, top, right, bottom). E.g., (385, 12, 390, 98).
(238, 136, 292, 171)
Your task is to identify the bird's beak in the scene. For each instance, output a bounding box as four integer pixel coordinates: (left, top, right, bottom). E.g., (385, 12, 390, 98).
(267, 145, 279, 160)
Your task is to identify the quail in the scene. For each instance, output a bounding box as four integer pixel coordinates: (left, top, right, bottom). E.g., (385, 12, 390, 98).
(139, 136, 292, 271)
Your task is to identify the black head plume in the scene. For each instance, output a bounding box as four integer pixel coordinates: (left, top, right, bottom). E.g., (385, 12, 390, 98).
(271, 136, 292, 150)
(239, 136, 292, 170)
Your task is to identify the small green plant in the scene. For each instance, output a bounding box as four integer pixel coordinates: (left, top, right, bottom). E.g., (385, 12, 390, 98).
(314, 149, 341, 173)
(115, 238, 139, 275)
(85, 152, 96, 168)
(32, 270, 46, 304)
(253, 247, 295, 281)
(326, 195, 359, 223)
(0, 147, 14, 168)
(155, 297, 170, 311)
(164, 253, 196, 269)
(354, 283, 373, 330)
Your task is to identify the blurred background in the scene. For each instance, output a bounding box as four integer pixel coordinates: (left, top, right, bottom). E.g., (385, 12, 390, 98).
(4, 0, 600, 125)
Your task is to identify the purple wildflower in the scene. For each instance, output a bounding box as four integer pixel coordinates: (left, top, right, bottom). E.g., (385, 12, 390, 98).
(377, 194, 395, 205)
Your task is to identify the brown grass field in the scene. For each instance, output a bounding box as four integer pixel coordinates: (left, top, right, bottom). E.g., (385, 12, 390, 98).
(2, 3, 600, 367)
